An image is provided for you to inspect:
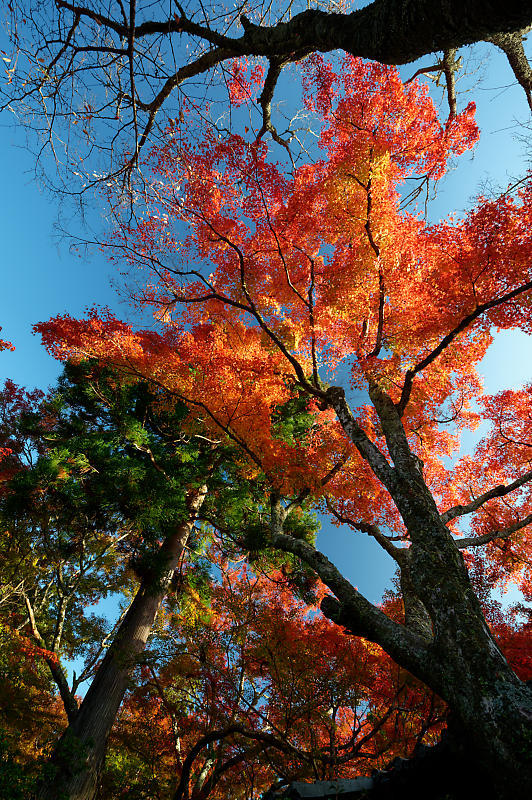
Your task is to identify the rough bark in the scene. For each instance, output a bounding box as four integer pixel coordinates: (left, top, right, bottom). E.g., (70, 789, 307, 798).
(273, 383, 532, 798)
(388, 469, 532, 797)
(238, 1, 532, 65)
(35, 485, 207, 800)
(54, 0, 532, 66)
(356, 388, 532, 795)
(398, 561, 433, 642)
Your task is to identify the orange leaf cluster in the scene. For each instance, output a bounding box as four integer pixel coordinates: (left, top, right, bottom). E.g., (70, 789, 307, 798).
(36, 56, 532, 584)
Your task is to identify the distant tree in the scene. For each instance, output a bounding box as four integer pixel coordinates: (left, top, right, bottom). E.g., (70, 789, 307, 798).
(0, 622, 65, 800)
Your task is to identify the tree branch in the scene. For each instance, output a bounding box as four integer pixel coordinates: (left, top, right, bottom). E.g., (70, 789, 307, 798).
(397, 279, 532, 415)
(269, 530, 431, 680)
(6, 0, 530, 184)
(256, 56, 305, 154)
(441, 469, 532, 523)
(455, 512, 532, 549)
(324, 499, 404, 562)
(238, 3, 532, 65)
(486, 28, 532, 110)
(324, 386, 397, 492)
(172, 724, 310, 800)
(442, 48, 460, 116)
(22, 592, 79, 724)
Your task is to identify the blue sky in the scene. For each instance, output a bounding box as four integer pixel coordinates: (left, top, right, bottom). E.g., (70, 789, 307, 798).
(1, 38, 531, 603)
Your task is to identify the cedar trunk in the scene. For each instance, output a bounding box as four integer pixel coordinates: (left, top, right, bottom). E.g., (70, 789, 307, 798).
(36, 486, 207, 800)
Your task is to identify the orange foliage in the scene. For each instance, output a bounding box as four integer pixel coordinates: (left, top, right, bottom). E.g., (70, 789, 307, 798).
(0, 326, 15, 352)
(108, 560, 444, 798)
(35, 56, 532, 689)
(36, 59, 532, 553)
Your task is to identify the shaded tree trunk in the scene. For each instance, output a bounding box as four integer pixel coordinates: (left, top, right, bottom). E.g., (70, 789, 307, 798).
(239, 0, 532, 66)
(372, 386, 532, 797)
(273, 386, 532, 799)
(393, 473, 532, 798)
(36, 485, 207, 800)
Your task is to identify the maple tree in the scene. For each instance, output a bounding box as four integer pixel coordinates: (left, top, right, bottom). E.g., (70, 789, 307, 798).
(0, 327, 15, 354)
(35, 55, 532, 797)
(0, 622, 66, 800)
(85, 552, 532, 800)
(101, 557, 446, 800)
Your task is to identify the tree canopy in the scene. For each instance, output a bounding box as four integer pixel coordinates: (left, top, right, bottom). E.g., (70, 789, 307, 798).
(1, 3, 532, 800)
(26, 54, 532, 797)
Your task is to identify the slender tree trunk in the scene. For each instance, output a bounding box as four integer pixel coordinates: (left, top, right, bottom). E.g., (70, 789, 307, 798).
(36, 485, 207, 800)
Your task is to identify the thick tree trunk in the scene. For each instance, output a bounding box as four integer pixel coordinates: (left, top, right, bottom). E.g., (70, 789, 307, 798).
(310, 386, 532, 798)
(239, 0, 532, 66)
(398, 474, 532, 797)
(375, 396, 532, 795)
(36, 485, 207, 800)
(321, 506, 532, 796)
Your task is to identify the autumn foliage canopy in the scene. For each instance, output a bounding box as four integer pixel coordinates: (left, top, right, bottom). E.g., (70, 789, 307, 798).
(2, 51, 532, 799)
(37, 56, 532, 598)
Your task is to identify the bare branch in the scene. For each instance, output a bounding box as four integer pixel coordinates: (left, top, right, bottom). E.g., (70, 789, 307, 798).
(3, 1, 531, 190)
(486, 28, 532, 110)
(405, 62, 446, 84)
(256, 57, 294, 152)
(56, 0, 236, 49)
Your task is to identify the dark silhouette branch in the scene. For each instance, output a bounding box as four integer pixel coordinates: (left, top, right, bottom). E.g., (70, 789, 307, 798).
(3, 1, 531, 188)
